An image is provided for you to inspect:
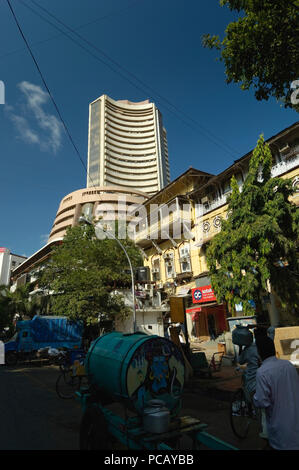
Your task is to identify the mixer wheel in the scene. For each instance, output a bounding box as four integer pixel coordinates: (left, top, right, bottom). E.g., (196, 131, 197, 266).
(80, 405, 109, 450)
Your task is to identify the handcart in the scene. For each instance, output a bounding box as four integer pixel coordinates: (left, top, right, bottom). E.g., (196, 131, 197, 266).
(77, 332, 238, 451)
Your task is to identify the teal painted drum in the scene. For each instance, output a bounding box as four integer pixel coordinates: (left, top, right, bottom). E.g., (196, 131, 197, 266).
(85, 332, 185, 415)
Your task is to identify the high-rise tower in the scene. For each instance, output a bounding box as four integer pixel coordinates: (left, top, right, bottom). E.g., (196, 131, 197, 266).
(87, 95, 170, 195)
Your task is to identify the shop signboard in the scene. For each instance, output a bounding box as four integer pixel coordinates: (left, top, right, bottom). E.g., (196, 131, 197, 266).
(192, 285, 216, 304)
(186, 307, 202, 314)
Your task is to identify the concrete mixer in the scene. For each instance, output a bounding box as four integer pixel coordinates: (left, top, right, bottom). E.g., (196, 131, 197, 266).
(77, 331, 237, 450)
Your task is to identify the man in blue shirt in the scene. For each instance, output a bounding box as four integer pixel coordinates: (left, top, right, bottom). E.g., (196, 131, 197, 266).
(254, 336, 299, 450)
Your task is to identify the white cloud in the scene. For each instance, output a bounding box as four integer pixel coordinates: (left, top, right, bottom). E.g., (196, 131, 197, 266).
(9, 114, 40, 144)
(6, 81, 63, 154)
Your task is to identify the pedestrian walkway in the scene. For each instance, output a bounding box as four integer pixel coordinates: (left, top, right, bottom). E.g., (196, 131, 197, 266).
(209, 366, 242, 392)
(187, 365, 241, 396)
(186, 339, 242, 398)
(190, 339, 227, 360)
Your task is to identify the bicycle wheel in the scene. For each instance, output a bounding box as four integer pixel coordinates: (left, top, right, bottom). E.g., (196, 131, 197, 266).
(230, 388, 252, 439)
(56, 370, 80, 399)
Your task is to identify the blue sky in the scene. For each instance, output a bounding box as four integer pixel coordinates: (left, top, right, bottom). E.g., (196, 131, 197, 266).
(0, 0, 297, 257)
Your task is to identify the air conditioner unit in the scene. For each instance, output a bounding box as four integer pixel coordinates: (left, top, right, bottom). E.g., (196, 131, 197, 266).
(152, 268, 160, 273)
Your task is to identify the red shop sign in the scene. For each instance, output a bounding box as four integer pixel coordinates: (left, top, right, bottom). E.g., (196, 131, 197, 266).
(192, 285, 216, 304)
(186, 307, 202, 314)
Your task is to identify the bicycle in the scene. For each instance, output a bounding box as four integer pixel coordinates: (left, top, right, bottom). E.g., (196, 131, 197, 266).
(55, 349, 88, 399)
(229, 369, 261, 439)
(56, 367, 88, 399)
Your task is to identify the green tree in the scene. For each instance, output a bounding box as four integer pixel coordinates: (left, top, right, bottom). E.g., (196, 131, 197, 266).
(0, 284, 35, 335)
(39, 224, 143, 326)
(23, 293, 50, 319)
(206, 135, 299, 317)
(0, 284, 31, 318)
(203, 0, 299, 109)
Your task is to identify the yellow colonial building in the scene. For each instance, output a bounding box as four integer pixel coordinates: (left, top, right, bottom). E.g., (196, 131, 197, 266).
(134, 121, 299, 340)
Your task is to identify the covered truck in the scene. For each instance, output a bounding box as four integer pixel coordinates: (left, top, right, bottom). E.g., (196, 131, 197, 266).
(4, 315, 83, 365)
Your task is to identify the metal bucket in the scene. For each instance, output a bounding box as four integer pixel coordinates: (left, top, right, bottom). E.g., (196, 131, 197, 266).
(143, 399, 170, 434)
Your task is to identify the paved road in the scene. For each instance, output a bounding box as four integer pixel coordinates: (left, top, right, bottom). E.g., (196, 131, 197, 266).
(0, 363, 81, 450)
(0, 363, 265, 450)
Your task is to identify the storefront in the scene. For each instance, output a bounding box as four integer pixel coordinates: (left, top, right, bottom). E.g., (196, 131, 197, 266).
(187, 286, 228, 340)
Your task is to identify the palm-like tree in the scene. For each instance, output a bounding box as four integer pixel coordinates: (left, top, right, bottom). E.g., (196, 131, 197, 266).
(8, 285, 31, 320)
(0, 284, 32, 330)
(0, 284, 52, 336)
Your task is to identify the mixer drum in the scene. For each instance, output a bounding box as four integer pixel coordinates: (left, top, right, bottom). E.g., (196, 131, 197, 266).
(84, 332, 185, 415)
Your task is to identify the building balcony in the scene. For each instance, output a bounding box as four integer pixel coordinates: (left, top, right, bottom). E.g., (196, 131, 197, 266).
(197, 152, 298, 217)
(199, 151, 298, 216)
(200, 193, 229, 216)
(175, 271, 193, 281)
(134, 197, 192, 246)
(271, 152, 299, 178)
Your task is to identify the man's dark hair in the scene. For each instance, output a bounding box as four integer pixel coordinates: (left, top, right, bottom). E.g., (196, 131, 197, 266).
(256, 336, 276, 361)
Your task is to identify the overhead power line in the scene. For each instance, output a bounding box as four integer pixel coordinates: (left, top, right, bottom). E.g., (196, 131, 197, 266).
(21, 0, 241, 159)
(6, 0, 96, 187)
(0, 0, 140, 62)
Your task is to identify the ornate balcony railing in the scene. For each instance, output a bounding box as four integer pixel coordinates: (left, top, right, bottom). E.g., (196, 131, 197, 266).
(271, 153, 299, 178)
(201, 194, 229, 215)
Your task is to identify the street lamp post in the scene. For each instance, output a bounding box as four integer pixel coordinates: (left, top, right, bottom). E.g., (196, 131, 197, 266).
(78, 216, 137, 333)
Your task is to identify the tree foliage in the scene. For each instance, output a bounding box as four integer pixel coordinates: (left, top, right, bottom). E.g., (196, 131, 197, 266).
(203, 0, 299, 110)
(0, 284, 39, 334)
(39, 224, 143, 325)
(206, 135, 299, 315)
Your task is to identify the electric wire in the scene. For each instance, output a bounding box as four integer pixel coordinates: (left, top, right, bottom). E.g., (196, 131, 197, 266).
(18, 0, 156, 101)
(6, 0, 97, 187)
(30, 0, 240, 157)
(0, 0, 140, 62)
(22, 0, 240, 159)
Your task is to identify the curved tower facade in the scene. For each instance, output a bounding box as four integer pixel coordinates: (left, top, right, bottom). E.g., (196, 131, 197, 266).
(87, 95, 170, 195)
(48, 186, 148, 243)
